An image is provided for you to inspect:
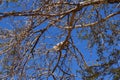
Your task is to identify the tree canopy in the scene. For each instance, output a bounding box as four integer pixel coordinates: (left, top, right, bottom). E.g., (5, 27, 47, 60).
(0, 0, 120, 80)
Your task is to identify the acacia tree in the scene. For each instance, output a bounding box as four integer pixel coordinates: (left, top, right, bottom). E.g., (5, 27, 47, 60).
(0, 0, 120, 80)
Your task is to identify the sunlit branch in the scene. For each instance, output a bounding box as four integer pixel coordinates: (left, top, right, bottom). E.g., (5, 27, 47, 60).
(0, 0, 119, 19)
(63, 11, 120, 29)
(83, 11, 120, 27)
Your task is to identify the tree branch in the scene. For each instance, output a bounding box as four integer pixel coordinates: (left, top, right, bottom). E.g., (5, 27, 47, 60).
(73, 11, 120, 28)
(0, 0, 119, 19)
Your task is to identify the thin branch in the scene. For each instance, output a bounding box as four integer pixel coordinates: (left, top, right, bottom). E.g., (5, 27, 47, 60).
(69, 11, 120, 28)
(52, 51, 62, 73)
(71, 43, 88, 69)
(84, 11, 120, 27)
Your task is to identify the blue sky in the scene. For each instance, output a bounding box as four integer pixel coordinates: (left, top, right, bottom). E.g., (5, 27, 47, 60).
(0, 1, 120, 80)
